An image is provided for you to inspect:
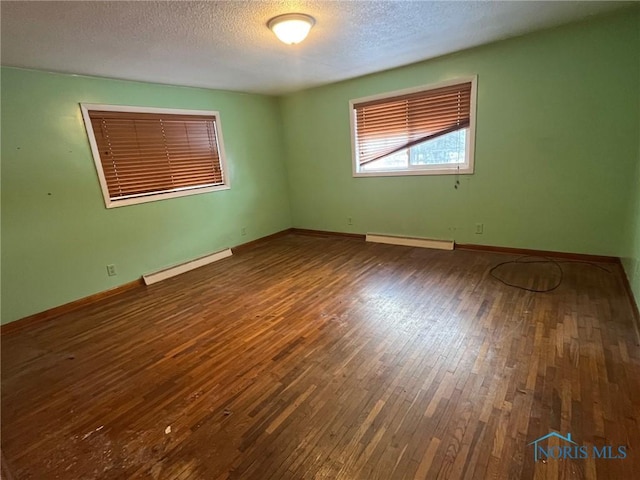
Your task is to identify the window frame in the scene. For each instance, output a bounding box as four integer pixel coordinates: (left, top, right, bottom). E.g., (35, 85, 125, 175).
(349, 75, 478, 178)
(80, 103, 230, 208)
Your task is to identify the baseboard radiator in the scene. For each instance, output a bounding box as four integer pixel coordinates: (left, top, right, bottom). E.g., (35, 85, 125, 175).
(365, 233, 454, 251)
(143, 248, 233, 285)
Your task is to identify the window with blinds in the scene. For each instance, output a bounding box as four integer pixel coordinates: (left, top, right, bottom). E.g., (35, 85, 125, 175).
(80, 104, 229, 208)
(350, 76, 477, 177)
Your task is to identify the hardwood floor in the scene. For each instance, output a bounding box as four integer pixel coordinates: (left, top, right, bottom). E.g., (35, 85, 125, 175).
(2, 234, 639, 479)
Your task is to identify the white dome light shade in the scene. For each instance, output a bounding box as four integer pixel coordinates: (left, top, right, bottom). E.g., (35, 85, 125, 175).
(268, 13, 315, 45)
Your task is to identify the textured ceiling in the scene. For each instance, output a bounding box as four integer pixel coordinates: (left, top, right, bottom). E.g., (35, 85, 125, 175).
(0, 1, 633, 95)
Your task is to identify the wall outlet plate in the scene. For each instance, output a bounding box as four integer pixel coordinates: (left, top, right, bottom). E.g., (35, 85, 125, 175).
(107, 264, 117, 276)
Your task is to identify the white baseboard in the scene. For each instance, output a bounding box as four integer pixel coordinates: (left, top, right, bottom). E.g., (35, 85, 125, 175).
(366, 233, 454, 251)
(143, 248, 233, 285)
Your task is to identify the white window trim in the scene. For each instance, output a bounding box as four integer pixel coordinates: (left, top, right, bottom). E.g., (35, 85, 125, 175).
(349, 75, 478, 178)
(80, 103, 231, 208)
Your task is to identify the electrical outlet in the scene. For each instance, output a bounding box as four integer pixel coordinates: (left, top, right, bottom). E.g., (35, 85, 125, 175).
(475, 223, 484, 235)
(241, 227, 246, 236)
(106, 264, 117, 276)
(347, 217, 353, 225)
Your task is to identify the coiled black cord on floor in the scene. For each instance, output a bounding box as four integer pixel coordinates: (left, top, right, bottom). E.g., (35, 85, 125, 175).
(489, 256, 612, 293)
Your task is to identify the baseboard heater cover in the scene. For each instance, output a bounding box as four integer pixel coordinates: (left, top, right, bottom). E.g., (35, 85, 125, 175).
(365, 233, 454, 251)
(143, 248, 233, 285)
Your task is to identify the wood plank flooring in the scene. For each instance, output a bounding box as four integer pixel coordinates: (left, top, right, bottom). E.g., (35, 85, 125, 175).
(2, 234, 639, 479)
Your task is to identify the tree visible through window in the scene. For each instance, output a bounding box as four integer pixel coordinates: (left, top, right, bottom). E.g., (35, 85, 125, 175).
(350, 77, 477, 177)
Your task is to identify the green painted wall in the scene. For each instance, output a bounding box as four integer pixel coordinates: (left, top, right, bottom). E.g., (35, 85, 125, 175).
(280, 9, 640, 256)
(623, 113, 640, 308)
(624, 163, 640, 307)
(624, 20, 640, 308)
(1, 67, 291, 324)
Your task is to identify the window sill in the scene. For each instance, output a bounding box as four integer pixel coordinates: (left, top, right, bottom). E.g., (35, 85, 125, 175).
(105, 184, 230, 208)
(353, 166, 473, 178)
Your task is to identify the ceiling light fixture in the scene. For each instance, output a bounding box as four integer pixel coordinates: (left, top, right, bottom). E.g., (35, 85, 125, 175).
(267, 13, 315, 45)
